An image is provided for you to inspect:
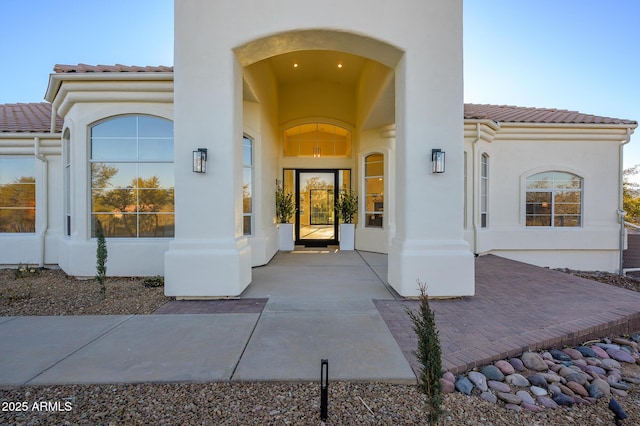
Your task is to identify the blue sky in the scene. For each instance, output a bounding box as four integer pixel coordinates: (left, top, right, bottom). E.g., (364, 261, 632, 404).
(1, 0, 638, 167)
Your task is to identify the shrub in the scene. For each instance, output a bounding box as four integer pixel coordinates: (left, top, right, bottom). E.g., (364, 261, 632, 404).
(275, 185, 295, 224)
(336, 189, 358, 224)
(143, 276, 164, 288)
(95, 220, 108, 298)
(406, 280, 443, 425)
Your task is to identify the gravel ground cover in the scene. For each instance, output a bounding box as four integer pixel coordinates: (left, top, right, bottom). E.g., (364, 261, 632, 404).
(1, 267, 640, 425)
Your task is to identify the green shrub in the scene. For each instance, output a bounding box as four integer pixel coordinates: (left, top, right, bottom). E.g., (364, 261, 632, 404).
(275, 185, 295, 224)
(143, 276, 164, 288)
(95, 220, 108, 298)
(406, 280, 443, 425)
(336, 189, 358, 224)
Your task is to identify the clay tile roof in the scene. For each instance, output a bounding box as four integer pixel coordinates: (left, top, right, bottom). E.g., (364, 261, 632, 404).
(464, 103, 637, 126)
(0, 103, 63, 133)
(53, 63, 174, 73)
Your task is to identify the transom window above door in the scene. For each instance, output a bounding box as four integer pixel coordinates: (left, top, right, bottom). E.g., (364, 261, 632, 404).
(283, 123, 351, 157)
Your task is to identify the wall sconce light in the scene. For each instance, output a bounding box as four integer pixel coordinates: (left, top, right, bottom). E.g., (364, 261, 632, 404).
(432, 149, 445, 173)
(193, 148, 207, 173)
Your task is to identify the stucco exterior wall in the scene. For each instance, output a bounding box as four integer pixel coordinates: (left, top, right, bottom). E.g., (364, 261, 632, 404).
(464, 122, 628, 272)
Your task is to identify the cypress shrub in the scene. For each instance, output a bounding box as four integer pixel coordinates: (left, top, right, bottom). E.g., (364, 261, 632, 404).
(407, 280, 443, 425)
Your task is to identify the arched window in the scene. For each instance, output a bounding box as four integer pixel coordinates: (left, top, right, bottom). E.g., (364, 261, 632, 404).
(526, 171, 582, 227)
(90, 115, 174, 238)
(365, 153, 384, 228)
(480, 153, 488, 228)
(283, 123, 351, 157)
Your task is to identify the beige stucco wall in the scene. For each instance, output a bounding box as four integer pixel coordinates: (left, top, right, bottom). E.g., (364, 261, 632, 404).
(464, 122, 628, 272)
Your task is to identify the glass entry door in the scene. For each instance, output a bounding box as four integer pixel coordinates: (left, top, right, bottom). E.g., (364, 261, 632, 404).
(295, 170, 338, 246)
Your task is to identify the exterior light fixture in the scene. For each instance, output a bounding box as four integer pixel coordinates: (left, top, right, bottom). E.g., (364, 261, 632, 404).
(432, 149, 445, 173)
(193, 148, 207, 173)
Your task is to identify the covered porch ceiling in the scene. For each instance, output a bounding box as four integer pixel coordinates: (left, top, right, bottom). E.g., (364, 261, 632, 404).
(243, 50, 395, 131)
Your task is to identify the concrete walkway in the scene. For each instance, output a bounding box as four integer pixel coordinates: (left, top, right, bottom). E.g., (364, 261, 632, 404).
(2, 250, 640, 386)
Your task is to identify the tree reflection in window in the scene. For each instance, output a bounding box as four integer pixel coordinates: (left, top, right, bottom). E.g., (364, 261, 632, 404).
(525, 171, 582, 227)
(90, 115, 174, 238)
(0, 157, 35, 233)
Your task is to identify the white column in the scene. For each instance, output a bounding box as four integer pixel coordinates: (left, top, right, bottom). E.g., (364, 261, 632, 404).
(388, 50, 474, 298)
(164, 16, 251, 297)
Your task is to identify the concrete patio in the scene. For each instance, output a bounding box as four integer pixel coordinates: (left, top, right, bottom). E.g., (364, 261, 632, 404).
(1, 250, 640, 386)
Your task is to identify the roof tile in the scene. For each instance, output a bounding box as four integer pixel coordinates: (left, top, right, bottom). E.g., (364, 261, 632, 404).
(0, 103, 62, 133)
(463, 103, 636, 125)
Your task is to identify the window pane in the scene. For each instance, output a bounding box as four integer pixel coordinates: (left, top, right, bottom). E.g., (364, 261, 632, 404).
(138, 189, 175, 212)
(526, 215, 551, 226)
(0, 209, 35, 233)
(92, 188, 135, 213)
(243, 215, 251, 235)
(138, 213, 175, 237)
(138, 116, 173, 138)
(91, 116, 137, 138)
(0, 158, 34, 184)
(139, 138, 173, 161)
(243, 140, 253, 166)
(366, 213, 383, 228)
(555, 216, 581, 227)
(93, 213, 138, 237)
(91, 138, 137, 161)
(139, 163, 174, 188)
(91, 163, 137, 188)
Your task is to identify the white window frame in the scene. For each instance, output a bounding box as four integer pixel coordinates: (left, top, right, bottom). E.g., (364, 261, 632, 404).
(364, 153, 384, 228)
(480, 153, 488, 228)
(525, 171, 583, 228)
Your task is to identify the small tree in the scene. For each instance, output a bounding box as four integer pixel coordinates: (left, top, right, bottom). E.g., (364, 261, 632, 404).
(95, 220, 108, 298)
(275, 185, 295, 224)
(624, 165, 640, 223)
(336, 189, 358, 224)
(406, 280, 442, 425)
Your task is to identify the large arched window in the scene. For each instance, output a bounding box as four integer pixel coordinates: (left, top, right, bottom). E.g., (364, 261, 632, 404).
(526, 171, 582, 227)
(365, 153, 384, 228)
(90, 115, 174, 238)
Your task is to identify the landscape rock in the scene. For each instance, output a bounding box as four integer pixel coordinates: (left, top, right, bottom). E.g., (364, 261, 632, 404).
(455, 376, 474, 395)
(480, 391, 497, 404)
(527, 375, 548, 389)
(441, 378, 455, 394)
(505, 374, 530, 387)
(497, 392, 521, 405)
(521, 352, 548, 371)
(536, 396, 558, 409)
(481, 365, 504, 381)
(607, 348, 635, 363)
(516, 390, 535, 405)
(530, 386, 547, 397)
(549, 349, 571, 362)
(467, 371, 488, 392)
(552, 392, 575, 407)
(521, 402, 544, 412)
(562, 348, 583, 360)
(508, 357, 525, 371)
(494, 360, 515, 375)
(488, 380, 511, 393)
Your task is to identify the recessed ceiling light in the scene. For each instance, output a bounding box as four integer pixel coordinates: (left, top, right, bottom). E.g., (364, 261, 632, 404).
(337, 63, 343, 68)
(293, 63, 298, 68)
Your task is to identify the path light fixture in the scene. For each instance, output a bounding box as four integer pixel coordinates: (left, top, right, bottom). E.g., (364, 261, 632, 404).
(432, 149, 445, 173)
(193, 148, 207, 173)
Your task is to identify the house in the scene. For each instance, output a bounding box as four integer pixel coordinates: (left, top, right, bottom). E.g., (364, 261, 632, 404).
(0, 0, 636, 298)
